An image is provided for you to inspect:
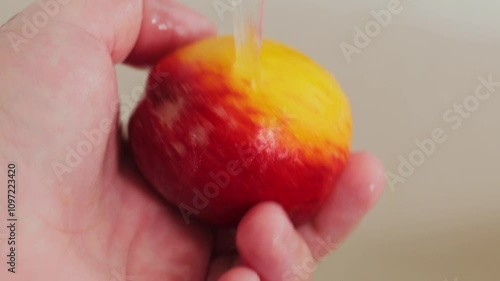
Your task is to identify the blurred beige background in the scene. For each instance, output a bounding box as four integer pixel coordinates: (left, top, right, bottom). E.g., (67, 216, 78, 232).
(2, 1, 500, 280)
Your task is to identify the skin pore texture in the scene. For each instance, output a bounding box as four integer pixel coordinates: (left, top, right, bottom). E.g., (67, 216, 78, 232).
(0, 0, 385, 280)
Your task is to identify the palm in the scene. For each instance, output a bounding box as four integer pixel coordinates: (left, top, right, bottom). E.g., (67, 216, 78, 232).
(55, 161, 214, 281)
(0, 30, 215, 279)
(35, 167, 213, 281)
(0, 1, 385, 280)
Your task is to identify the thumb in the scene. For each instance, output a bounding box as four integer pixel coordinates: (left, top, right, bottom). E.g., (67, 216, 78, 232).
(0, 0, 213, 179)
(1, 0, 214, 62)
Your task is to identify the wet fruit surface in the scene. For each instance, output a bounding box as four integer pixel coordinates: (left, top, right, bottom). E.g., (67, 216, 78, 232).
(129, 36, 352, 225)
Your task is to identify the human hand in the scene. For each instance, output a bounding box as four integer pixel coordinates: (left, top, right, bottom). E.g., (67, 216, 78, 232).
(0, 1, 385, 280)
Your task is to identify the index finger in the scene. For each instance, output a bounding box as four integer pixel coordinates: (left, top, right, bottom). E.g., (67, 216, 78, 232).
(298, 152, 386, 261)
